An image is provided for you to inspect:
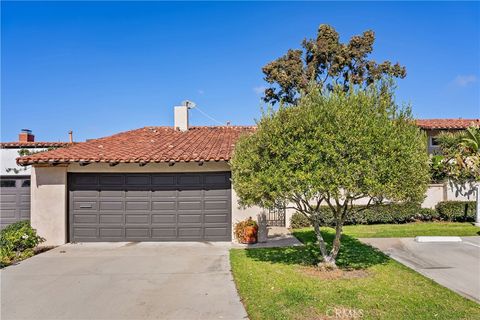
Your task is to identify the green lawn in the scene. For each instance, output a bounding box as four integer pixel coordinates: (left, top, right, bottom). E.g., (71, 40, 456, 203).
(340, 222, 480, 238)
(230, 228, 480, 320)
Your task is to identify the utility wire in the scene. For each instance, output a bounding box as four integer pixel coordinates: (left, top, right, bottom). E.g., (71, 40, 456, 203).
(193, 106, 226, 126)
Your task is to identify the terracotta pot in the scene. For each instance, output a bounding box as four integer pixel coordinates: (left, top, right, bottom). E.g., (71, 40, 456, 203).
(243, 226, 258, 244)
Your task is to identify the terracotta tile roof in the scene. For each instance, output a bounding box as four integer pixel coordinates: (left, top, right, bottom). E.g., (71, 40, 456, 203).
(416, 119, 480, 130)
(17, 126, 255, 165)
(1, 142, 71, 149)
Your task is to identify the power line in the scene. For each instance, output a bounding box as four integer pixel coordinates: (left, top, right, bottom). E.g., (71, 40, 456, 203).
(193, 106, 225, 126)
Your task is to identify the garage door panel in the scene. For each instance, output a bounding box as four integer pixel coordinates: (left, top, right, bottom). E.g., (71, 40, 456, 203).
(69, 172, 231, 242)
(72, 190, 98, 197)
(74, 214, 97, 224)
(178, 227, 202, 238)
(99, 214, 123, 224)
(125, 190, 150, 198)
(151, 175, 175, 186)
(125, 228, 149, 238)
(151, 214, 176, 224)
(100, 190, 124, 197)
(1, 194, 16, 203)
(99, 228, 123, 238)
(152, 228, 176, 238)
(72, 175, 98, 185)
(20, 209, 30, 219)
(99, 201, 123, 210)
(152, 201, 176, 210)
(178, 214, 202, 224)
(125, 201, 149, 210)
(1, 209, 16, 218)
(204, 214, 228, 223)
(74, 227, 97, 238)
(178, 201, 202, 210)
(74, 201, 98, 210)
(126, 214, 149, 224)
(126, 175, 150, 185)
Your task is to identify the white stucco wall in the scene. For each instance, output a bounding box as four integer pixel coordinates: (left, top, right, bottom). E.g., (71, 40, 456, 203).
(1, 148, 38, 176)
(30, 165, 68, 246)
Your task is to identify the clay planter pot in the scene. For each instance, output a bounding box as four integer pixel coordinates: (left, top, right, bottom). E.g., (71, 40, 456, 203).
(243, 226, 258, 244)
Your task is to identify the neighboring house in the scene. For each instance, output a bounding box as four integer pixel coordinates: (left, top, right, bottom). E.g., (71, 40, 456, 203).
(0, 129, 69, 229)
(16, 112, 480, 246)
(416, 118, 480, 154)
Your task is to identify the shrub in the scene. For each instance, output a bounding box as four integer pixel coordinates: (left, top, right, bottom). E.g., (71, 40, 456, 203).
(0, 220, 44, 267)
(289, 203, 440, 229)
(290, 212, 311, 229)
(234, 217, 258, 241)
(436, 201, 477, 222)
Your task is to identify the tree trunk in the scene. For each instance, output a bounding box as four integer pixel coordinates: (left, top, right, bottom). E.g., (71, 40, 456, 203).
(329, 221, 343, 261)
(312, 219, 336, 269)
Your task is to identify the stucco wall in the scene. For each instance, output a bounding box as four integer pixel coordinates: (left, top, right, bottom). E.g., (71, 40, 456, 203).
(30, 165, 68, 246)
(1, 148, 49, 176)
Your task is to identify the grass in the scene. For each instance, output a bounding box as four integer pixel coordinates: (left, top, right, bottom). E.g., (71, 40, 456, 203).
(230, 228, 480, 320)
(340, 222, 480, 238)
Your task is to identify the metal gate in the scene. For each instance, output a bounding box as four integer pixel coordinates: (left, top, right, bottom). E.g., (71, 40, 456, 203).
(266, 203, 286, 227)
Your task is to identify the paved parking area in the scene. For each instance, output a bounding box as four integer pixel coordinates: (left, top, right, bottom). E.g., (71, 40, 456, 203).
(1, 242, 248, 320)
(361, 237, 480, 302)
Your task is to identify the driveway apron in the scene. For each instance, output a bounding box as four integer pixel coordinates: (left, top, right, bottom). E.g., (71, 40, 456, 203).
(1, 242, 248, 320)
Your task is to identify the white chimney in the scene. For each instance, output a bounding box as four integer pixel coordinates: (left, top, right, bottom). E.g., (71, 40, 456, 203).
(174, 100, 195, 132)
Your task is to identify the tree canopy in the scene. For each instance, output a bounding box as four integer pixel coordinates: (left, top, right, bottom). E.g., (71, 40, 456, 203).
(231, 82, 429, 267)
(262, 24, 406, 105)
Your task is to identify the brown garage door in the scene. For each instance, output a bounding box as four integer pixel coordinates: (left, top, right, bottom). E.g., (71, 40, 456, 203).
(0, 176, 30, 229)
(68, 172, 232, 242)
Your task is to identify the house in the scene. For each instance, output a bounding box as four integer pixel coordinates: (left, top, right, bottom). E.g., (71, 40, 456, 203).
(0, 129, 70, 229)
(15, 110, 480, 245)
(16, 105, 258, 245)
(416, 118, 480, 154)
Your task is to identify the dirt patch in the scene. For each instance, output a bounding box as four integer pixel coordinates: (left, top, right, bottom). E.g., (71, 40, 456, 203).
(297, 266, 370, 280)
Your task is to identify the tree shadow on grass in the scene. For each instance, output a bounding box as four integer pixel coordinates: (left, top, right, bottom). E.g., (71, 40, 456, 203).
(244, 228, 389, 270)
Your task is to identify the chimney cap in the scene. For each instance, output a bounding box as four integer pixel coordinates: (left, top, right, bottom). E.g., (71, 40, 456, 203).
(21, 129, 32, 134)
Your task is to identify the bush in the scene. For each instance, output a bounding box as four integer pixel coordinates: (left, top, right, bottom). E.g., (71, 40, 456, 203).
(234, 217, 258, 242)
(0, 220, 44, 267)
(436, 201, 477, 222)
(289, 203, 441, 229)
(290, 212, 311, 229)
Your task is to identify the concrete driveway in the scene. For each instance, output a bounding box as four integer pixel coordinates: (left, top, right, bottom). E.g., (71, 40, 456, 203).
(1, 242, 248, 320)
(361, 237, 480, 302)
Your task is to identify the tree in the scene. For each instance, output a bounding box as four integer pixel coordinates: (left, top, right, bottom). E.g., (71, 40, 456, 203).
(262, 24, 406, 105)
(437, 126, 480, 224)
(231, 82, 429, 268)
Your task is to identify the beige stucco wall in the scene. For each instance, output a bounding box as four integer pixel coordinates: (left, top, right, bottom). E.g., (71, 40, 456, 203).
(30, 165, 68, 246)
(421, 184, 446, 209)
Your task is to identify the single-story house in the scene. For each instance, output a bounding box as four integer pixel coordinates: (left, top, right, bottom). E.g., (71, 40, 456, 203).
(0, 129, 69, 229)
(14, 108, 480, 245)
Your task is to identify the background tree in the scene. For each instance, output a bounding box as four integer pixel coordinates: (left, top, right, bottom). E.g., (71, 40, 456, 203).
(436, 126, 480, 224)
(262, 24, 406, 105)
(231, 82, 429, 268)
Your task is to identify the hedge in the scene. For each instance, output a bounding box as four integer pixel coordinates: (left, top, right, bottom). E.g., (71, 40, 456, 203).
(289, 201, 477, 228)
(436, 201, 477, 222)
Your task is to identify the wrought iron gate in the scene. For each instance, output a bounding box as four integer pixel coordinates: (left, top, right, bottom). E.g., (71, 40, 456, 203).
(266, 203, 286, 227)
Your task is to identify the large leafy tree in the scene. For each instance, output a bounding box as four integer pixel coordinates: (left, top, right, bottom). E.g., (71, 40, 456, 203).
(262, 24, 406, 105)
(231, 82, 429, 268)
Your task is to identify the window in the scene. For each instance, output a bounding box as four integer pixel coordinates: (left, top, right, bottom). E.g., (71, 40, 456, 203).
(0, 180, 16, 188)
(21, 180, 31, 187)
(430, 137, 440, 147)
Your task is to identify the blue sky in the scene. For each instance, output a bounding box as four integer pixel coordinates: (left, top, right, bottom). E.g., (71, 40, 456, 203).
(1, 1, 479, 142)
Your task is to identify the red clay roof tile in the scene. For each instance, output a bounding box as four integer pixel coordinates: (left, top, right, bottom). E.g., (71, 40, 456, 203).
(17, 126, 254, 165)
(416, 119, 479, 130)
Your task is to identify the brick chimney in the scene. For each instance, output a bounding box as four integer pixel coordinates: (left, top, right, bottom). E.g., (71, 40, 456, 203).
(19, 129, 34, 142)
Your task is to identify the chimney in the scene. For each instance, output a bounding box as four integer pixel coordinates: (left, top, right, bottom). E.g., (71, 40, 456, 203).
(69, 130, 73, 143)
(174, 100, 195, 132)
(19, 129, 34, 142)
